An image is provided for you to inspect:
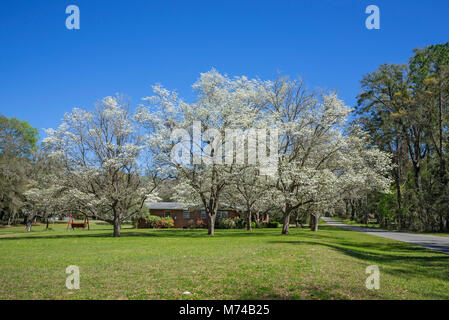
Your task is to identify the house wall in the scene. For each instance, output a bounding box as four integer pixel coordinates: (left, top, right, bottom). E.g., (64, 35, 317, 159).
(149, 209, 185, 228)
(149, 208, 239, 228)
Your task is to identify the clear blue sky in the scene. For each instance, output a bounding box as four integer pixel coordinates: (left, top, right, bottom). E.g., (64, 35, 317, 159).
(1, 0, 448, 138)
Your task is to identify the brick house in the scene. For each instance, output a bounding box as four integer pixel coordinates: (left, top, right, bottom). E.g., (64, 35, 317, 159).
(145, 202, 240, 228)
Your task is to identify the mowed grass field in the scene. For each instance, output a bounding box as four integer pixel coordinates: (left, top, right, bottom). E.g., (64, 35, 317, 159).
(0, 221, 448, 300)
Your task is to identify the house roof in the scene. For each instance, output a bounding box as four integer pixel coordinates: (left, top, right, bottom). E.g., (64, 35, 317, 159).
(145, 202, 188, 210)
(189, 205, 240, 211)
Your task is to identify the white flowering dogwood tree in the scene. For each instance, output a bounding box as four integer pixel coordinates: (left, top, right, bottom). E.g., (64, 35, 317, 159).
(264, 77, 392, 234)
(42, 71, 392, 237)
(222, 167, 272, 230)
(43, 96, 159, 237)
(137, 70, 272, 235)
(136, 71, 392, 236)
(305, 131, 393, 232)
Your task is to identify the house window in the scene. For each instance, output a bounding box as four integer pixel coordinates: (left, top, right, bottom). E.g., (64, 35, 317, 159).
(164, 211, 171, 218)
(183, 211, 190, 219)
(218, 211, 228, 218)
(201, 211, 206, 219)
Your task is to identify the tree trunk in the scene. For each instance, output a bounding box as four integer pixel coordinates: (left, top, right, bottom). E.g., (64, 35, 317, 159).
(439, 214, 446, 233)
(412, 161, 429, 222)
(113, 216, 121, 237)
(282, 209, 291, 235)
(350, 200, 356, 221)
(438, 90, 446, 184)
(25, 219, 33, 232)
(264, 212, 269, 223)
(246, 211, 252, 231)
(413, 162, 422, 191)
(313, 214, 320, 232)
(395, 176, 402, 230)
(391, 138, 404, 229)
(254, 211, 260, 228)
(207, 213, 216, 235)
(309, 214, 315, 231)
(345, 200, 350, 219)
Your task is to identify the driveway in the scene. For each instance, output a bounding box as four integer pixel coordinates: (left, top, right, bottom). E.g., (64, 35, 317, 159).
(322, 217, 449, 255)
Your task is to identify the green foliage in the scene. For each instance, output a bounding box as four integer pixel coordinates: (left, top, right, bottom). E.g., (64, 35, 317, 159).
(187, 219, 195, 228)
(215, 218, 237, 229)
(146, 215, 162, 227)
(353, 42, 449, 232)
(130, 206, 150, 226)
(376, 192, 396, 225)
(0, 115, 38, 157)
(136, 215, 174, 228)
(234, 218, 246, 229)
(186, 219, 207, 229)
(265, 221, 280, 228)
(0, 115, 39, 225)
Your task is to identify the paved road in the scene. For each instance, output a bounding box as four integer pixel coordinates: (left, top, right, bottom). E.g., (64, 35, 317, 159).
(322, 217, 449, 255)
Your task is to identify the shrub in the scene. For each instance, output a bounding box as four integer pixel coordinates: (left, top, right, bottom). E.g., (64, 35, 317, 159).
(195, 219, 207, 228)
(185, 219, 206, 229)
(157, 217, 174, 228)
(240, 220, 256, 229)
(130, 206, 151, 227)
(234, 218, 245, 229)
(131, 215, 144, 228)
(145, 215, 161, 228)
(215, 218, 236, 229)
(187, 219, 195, 229)
(136, 217, 151, 228)
(136, 215, 174, 228)
(266, 221, 280, 228)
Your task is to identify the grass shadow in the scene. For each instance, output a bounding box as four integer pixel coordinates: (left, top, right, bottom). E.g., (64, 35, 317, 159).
(0, 228, 287, 241)
(269, 237, 449, 284)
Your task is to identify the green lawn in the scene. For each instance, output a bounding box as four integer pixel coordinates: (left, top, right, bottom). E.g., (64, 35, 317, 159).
(0, 222, 448, 300)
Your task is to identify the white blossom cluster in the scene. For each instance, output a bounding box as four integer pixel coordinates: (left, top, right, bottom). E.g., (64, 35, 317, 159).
(42, 70, 392, 235)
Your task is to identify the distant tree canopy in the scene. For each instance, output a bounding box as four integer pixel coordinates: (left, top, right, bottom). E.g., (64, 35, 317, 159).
(0, 115, 39, 225)
(352, 42, 449, 232)
(0, 115, 38, 157)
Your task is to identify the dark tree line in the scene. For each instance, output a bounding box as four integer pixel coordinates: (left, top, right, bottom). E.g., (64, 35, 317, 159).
(347, 43, 449, 232)
(0, 115, 39, 226)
